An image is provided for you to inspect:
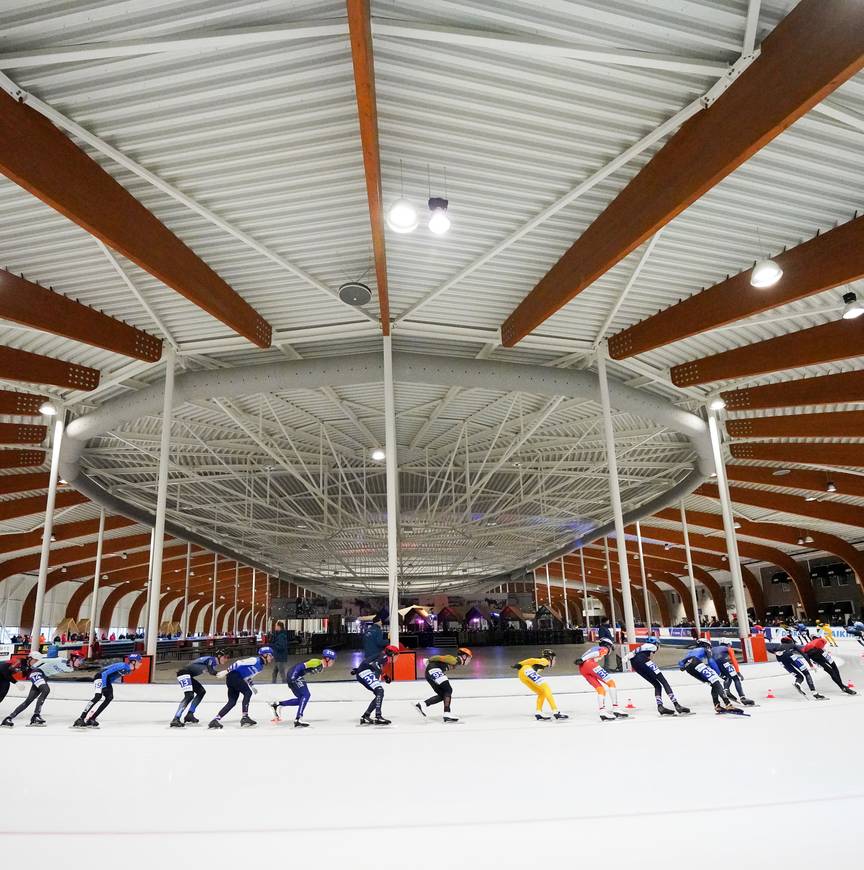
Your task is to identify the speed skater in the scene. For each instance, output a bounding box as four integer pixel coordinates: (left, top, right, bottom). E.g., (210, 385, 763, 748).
(415, 647, 472, 723)
(2, 651, 80, 727)
(352, 644, 399, 725)
(577, 638, 628, 721)
(678, 640, 739, 713)
(74, 654, 143, 727)
(171, 649, 231, 727)
(623, 638, 689, 715)
(271, 648, 337, 727)
(772, 637, 825, 700)
(801, 637, 856, 695)
(513, 649, 567, 721)
(713, 642, 755, 706)
(208, 646, 274, 729)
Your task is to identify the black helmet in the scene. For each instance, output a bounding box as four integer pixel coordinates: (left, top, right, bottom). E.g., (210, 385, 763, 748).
(214, 649, 228, 658)
(541, 648, 556, 661)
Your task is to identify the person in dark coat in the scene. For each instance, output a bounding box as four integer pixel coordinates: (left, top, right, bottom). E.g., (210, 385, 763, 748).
(362, 616, 388, 660)
(271, 621, 290, 683)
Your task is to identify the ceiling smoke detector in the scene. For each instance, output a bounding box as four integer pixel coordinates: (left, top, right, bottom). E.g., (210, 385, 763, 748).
(338, 281, 372, 307)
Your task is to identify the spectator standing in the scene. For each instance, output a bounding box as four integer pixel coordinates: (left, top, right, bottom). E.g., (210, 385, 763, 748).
(363, 615, 388, 660)
(271, 621, 290, 683)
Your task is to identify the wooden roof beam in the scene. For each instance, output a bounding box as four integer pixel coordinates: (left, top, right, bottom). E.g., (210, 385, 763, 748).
(671, 318, 864, 386)
(0, 345, 99, 390)
(725, 464, 864, 498)
(500, 0, 864, 346)
(722, 371, 864, 410)
(0, 268, 162, 362)
(0, 389, 46, 416)
(0, 449, 45, 468)
(0, 489, 86, 520)
(0, 90, 271, 348)
(730, 441, 864, 467)
(0, 422, 46, 444)
(610, 214, 864, 358)
(726, 410, 864, 439)
(346, 0, 390, 333)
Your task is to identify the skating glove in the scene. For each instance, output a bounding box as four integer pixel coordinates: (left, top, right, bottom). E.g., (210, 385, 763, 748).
(382, 675, 392, 684)
(216, 670, 228, 678)
(350, 668, 358, 676)
(510, 663, 521, 669)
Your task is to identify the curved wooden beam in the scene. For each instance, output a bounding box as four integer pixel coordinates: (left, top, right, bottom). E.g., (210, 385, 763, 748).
(725, 464, 864, 498)
(127, 591, 148, 632)
(98, 584, 138, 631)
(722, 370, 864, 410)
(0, 514, 134, 555)
(0, 489, 86, 521)
(730, 441, 864, 467)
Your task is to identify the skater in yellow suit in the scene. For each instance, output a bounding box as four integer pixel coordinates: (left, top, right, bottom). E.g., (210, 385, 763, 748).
(818, 622, 838, 647)
(512, 650, 568, 721)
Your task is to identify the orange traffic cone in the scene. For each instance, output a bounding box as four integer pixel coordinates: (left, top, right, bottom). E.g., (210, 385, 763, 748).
(625, 698, 635, 709)
(766, 688, 776, 699)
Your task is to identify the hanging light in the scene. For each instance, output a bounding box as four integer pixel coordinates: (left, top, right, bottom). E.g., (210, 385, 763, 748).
(772, 468, 791, 477)
(427, 196, 450, 234)
(750, 258, 783, 288)
(842, 291, 864, 320)
(708, 396, 726, 411)
(804, 534, 814, 544)
(371, 448, 385, 462)
(826, 480, 837, 493)
(386, 198, 418, 233)
(804, 494, 819, 502)
(796, 535, 805, 546)
(733, 521, 741, 529)
(39, 401, 58, 416)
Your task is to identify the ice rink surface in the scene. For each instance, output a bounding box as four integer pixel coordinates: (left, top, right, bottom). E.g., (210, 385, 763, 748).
(4, 641, 864, 865)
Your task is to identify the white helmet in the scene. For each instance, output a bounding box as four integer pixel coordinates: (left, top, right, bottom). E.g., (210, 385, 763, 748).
(599, 638, 614, 649)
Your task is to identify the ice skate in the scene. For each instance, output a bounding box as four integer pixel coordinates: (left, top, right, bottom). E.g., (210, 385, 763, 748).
(553, 712, 568, 720)
(72, 717, 87, 728)
(443, 713, 459, 722)
(169, 717, 184, 728)
(271, 702, 281, 721)
(535, 713, 551, 721)
(294, 718, 310, 728)
(360, 713, 374, 725)
(813, 693, 827, 700)
(612, 710, 630, 719)
(86, 719, 99, 727)
(208, 719, 223, 729)
(739, 697, 756, 706)
(183, 713, 199, 725)
(240, 714, 257, 727)
(1, 716, 13, 727)
(674, 702, 691, 715)
(414, 702, 427, 718)
(599, 711, 616, 721)
(842, 687, 857, 695)
(657, 704, 675, 715)
(28, 715, 46, 727)
(794, 683, 807, 697)
(373, 716, 391, 725)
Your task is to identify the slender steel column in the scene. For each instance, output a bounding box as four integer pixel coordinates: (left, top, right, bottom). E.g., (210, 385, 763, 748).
(680, 503, 702, 635)
(597, 345, 636, 643)
(559, 556, 570, 627)
(210, 553, 219, 637)
(707, 408, 753, 655)
(604, 536, 617, 627)
(382, 335, 400, 646)
(635, 521, 652, 629)
(545, 563, 552, 607)
(30, 409, 65, 653)
(251, 568, 256, 637)
(233, 562, 239, 634)
(579, 548, 590, 628)
(86, 508, 106, 652)
(146, 347, 176, 659)
(181, 542, 191, 638)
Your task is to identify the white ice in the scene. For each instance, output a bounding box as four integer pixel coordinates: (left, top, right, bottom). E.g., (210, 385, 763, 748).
(4, 641, 864, 866)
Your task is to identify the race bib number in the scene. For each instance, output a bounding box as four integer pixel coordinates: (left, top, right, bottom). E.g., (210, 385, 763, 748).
(177, 674, 192, 691)
(359, 670, 381, 690)
(695, 662, 718, 682)
(822, 651, 834, 664)
(93, 677, 104, 692)
(526, 669, 544, 685)
(292, 677, 306, 689)
(722, 662, 737, 677)
(594, 666, 610, 682)
(30, 671, 46, 688)
(645, 661, 660, 674)
(428, 667, 447, 685)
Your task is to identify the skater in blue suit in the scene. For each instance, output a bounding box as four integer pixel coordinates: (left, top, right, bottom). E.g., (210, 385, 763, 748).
(679, 640, 739, 714)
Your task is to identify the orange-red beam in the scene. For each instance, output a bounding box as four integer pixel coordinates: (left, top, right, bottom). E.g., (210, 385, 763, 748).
(0, 90, 271, 349)
(726, 410, 864, 439)
(0, 471, 53, 495)
(0, 389, 45, 416)
(0, 422, 45, 444)
(722, 370, 864, 411)
(500, 0, 864, 346)
(726, 464, 864, 498)
(0, 489, 86, 521)
(671, 318, 864, 386)
(0, 514, 134, 555)
(0, 449, 44, 468)
(0, 345, 99, 390)
(609, 214, 864, 359)
(346, 0, 390, 332)
(0, 268, 162, 362)
(730, 441, 864, 467)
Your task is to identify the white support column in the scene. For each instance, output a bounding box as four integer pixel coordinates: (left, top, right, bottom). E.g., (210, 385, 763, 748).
(265, 574, 270, 635)
(86, 508, 106, 652)
(146, 347, 176, 660)
(597, 346, 637, 643)
(579, 547, 590, 628)
(635, 521, 652, 629)
(233, 562, 239, 635)
(680, 503, 702, 636)
(251, 569, 256, 638)
(30, 409, 65, 653)
(210, 554, 219, 637)
(707, 408, 753, 654)
(603, 536, 617, 628)
(382, 335, 401, 647)
(559, 556, 570, 627)
(181, 542, 191, 638)
(545, 563, 551, 607)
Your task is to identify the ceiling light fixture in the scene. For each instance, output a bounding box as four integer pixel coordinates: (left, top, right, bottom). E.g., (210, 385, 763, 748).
(826, 480, 837, 493)
(797, 535, 805, 546)
(841, 290, 864, 320)
(708, 396, 726, 411)
(371, 448, 385, 462)
(804, 495, 818, 502)
(386, 198, 418, 233)
(733, 521, 741, 529)
(338, 281, 372, 307)
(427, 196, 450, 234)
(772, 468, 791, 477)
(750, 258, 783, 288)
(39, 401, 57, 416)
(804, 534, 814, 544)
